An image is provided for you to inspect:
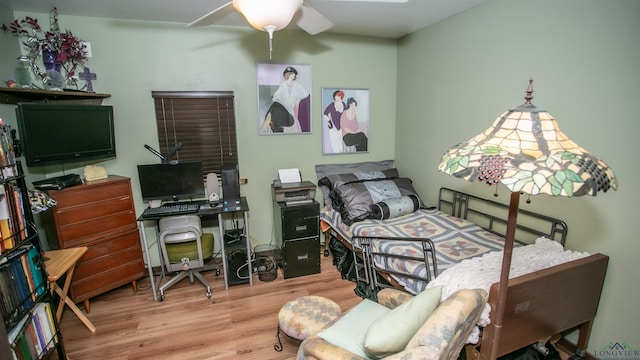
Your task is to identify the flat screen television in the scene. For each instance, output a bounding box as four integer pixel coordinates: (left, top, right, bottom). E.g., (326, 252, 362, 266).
(16, 103, 116, 167)
(137, 161, 205, 202)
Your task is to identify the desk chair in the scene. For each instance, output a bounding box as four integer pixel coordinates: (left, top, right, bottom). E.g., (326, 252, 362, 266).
(158, 215, 215, 301)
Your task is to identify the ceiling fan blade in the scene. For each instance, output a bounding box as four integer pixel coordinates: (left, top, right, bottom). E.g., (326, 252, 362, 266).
(295, 2, 334, 35)
(326, 0, 408, 2)
(188, 1, 235, 27)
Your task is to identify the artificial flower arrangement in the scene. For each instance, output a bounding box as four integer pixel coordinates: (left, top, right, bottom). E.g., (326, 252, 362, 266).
(2, 7, 88, 89)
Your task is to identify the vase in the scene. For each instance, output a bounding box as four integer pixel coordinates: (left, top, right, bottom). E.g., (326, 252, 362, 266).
(42, 48, 62, 72)
(42, 48, 64, 90)
(14, 59, 32, 88)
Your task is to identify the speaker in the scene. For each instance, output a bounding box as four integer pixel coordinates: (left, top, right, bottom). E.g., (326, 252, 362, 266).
(206, 173, 220, 203)
(221, 165, 241, 210)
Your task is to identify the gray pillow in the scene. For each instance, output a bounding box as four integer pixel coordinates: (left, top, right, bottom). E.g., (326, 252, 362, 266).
(370, 194, 421, 220)
(315, 160, 395, 207)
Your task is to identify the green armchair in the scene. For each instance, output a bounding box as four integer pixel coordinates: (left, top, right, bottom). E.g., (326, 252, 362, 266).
(297, 287, 487, 360)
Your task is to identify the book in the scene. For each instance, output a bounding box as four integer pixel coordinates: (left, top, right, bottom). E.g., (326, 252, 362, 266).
(25, 246, 45, 299)
(19, 253, 36, 301)
(6, 313, 28, 346)
(43, 302, 58, 344)
(30, 310, 46, 356)
(33, 302, 54, 351)
(0, 194, 13, 250)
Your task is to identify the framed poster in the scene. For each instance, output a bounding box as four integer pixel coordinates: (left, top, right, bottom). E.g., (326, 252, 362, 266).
(257, 63, 312, 135)
(321, 88, 370, 154)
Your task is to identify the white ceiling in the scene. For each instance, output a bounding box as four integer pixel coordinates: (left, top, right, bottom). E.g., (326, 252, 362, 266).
(0, 0, 486, 39)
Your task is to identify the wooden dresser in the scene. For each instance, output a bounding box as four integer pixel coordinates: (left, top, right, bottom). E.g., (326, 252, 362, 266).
(42, 175, 145, 312)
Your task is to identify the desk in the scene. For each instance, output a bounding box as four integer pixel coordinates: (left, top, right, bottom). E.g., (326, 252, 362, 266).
(137, 197, 252, 301)
(44, 247, 97, 333)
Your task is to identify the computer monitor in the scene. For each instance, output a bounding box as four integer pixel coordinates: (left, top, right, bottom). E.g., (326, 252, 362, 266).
(137, 161, 205, 202)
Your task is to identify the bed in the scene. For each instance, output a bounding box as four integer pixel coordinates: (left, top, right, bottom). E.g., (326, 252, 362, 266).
(315, 160, 609, 359)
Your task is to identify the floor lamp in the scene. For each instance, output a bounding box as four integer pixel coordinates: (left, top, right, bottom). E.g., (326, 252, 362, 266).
(437, 79, 617, 359)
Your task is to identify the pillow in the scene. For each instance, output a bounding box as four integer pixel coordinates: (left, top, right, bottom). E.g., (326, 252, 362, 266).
(317, 299, 390, 359)
(331, 178, 422, 225)
(363, 286, 442, 358)
(315, 160, 395, 208)
(318, 168, 400, 192)
(370, 194, 421, 220)
(28, 188, 57, 215)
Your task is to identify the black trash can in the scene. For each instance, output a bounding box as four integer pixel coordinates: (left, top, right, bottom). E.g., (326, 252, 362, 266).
(254, 244, 279, 282)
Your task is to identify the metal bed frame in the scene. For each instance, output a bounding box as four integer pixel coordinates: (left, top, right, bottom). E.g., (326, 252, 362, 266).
(349, 187, 569, 292)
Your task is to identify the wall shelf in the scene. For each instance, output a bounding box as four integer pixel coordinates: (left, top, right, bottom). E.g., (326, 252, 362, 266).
(0, 87, 111, 105)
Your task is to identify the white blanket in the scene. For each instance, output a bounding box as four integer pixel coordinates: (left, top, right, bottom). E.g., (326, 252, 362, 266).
(426, 237, 590, 344)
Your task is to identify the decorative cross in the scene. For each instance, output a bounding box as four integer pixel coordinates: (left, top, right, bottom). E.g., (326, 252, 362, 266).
(79, 67, 97, 92)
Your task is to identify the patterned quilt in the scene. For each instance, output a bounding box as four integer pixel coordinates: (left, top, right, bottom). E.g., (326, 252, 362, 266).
(321, 207, 508, 294)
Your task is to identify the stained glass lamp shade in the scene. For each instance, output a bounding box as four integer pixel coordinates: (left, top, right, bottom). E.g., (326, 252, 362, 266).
(437, 80, 617, 359)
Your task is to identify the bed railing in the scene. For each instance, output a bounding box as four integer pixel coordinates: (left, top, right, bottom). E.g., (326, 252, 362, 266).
(352, 236, 439, 292)
(438, 187, 568, 246)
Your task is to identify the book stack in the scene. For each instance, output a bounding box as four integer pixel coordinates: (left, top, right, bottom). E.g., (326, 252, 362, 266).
(0, 182, 27, 253)
(0, 245, 46, 324)
(1, 244, 52, 359)
(6, 302, 58, 359)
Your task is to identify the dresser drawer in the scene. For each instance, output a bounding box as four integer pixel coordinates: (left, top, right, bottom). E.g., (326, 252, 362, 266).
(71, 259, 145, 302)
(55, 196, 133, 226)
(48, 180, 131, 208)
(281, 214, 319, 240)
(73, 228, 142, 267)
(58, 211, 137, 245)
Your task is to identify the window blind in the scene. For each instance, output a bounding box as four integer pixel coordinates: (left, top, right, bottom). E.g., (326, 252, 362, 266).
(151, 91, 238, 176)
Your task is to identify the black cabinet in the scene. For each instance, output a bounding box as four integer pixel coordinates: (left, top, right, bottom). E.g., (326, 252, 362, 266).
(273, 200, 320, 279)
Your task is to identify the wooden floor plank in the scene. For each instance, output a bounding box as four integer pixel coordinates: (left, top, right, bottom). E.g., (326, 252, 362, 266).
(51, 253, 361, 359)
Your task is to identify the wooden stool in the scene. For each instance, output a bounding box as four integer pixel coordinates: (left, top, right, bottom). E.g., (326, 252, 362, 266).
(44, 247, 96, 333)
(274, 295, 342, 351)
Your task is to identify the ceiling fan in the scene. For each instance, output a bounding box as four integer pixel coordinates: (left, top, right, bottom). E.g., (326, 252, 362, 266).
(188, 0, 407, 58)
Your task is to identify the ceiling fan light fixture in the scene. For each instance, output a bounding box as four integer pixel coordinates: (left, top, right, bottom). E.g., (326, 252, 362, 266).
(233, 0, 303, 32)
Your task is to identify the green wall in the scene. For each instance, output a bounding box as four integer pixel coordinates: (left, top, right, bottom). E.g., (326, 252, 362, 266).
(0, 11, 398, 257)
(396, 0, 639, 352)
(0, 5, 20, 80)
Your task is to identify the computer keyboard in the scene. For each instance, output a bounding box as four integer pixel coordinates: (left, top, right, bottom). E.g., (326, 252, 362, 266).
(142, 202, 200, 217)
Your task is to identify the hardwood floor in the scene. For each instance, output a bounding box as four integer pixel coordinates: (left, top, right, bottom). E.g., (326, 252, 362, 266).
(52, 253, 362, 360)
(49, 251, 575, 360)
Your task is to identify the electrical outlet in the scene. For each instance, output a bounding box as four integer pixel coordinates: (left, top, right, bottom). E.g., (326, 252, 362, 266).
(81, 41, 92, 58)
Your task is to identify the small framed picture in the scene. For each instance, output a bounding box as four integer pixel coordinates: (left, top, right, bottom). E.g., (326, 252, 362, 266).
(321, 88, 370, 154)
(257, 63, 312, 135)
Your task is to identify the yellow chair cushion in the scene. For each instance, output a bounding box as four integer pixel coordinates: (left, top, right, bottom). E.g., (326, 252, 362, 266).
(166, 232, 214, 263)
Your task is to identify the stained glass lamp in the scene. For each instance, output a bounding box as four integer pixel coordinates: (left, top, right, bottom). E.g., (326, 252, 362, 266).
(437, 79, 617, 359)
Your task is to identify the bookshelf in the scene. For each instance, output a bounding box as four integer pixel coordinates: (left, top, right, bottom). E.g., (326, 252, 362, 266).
(0, 124, 66, 359)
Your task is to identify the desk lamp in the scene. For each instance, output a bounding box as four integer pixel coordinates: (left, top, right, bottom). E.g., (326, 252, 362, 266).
(437, 79, 617, 359)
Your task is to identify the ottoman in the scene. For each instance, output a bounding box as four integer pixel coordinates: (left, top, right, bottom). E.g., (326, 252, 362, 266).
(274, 295, 342, 351)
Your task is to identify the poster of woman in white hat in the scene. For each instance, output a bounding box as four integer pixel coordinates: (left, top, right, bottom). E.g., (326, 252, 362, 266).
(258, 63, 312, 135)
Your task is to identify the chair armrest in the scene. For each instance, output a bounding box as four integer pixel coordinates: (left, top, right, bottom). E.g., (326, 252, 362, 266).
(377, 288, 413, 309)
(299, 335, 367, 360)
(387, 289, 487, 360)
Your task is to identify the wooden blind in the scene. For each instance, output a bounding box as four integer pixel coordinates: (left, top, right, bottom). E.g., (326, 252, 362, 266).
(151, 91, 238, 176)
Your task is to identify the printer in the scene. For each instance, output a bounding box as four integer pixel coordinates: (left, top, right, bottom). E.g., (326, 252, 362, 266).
(272, 180, 316, 205)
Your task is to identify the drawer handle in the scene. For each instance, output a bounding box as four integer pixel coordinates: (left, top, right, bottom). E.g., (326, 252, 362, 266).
(295, 225, 307, 231)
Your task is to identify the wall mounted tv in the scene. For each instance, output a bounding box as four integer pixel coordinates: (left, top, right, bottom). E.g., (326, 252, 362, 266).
(16, 103, 116, 167)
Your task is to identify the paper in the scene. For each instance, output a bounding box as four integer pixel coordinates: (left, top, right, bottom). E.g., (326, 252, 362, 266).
(278, 168, 301, 183)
